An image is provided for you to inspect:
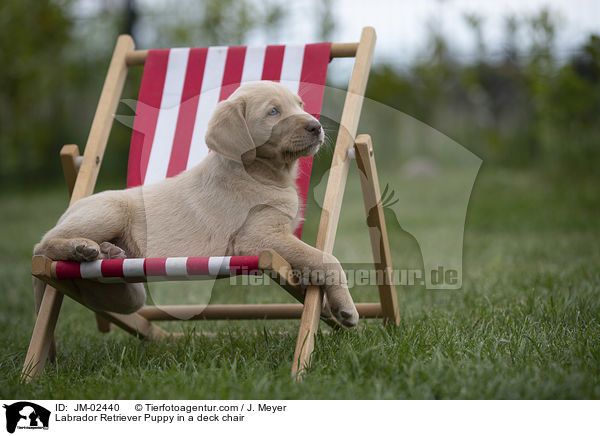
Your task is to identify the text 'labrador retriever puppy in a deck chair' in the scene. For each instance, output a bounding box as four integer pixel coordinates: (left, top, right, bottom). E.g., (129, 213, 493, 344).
(25, 26, 399, 382)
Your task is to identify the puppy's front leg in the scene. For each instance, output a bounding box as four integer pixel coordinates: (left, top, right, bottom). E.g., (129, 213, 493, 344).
(235, 225, 358, 326)
(269, 236, 358, 327)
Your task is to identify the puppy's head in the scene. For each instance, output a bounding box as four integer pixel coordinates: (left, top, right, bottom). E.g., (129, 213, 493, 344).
(205, 81, 323, 165)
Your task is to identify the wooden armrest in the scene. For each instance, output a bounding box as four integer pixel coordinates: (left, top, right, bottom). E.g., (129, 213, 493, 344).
(31, 255, 53, 279)
(60, 144, 82, 195)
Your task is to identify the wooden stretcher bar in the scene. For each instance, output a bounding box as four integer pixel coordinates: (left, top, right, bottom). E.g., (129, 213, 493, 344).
(137, 303, 383, 321)
(125, 42, 359, 66)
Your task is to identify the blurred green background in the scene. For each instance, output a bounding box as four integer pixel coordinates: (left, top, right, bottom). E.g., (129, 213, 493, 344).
(1, 0, 599, 185)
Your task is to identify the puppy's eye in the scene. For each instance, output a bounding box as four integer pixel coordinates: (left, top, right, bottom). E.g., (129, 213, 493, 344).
(267, 107, 279, 116)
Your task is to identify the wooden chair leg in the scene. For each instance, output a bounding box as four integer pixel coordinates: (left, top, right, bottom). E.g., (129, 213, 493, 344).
(291, 27, 377, 378)
(95, 316, 113, 333)
(22, 285, 64, 383)
(48, 335, 58, 363)
(354, 135, 400, 325)
(291, 285, 322, 378)
(23, 35, 140, 381)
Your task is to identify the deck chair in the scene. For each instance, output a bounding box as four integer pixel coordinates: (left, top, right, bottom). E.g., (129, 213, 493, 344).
(24, 26, 399, 382)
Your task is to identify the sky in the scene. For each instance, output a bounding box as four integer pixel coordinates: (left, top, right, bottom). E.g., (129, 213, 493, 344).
(272, 0, 600, 66)
(75, 0, 600, 67)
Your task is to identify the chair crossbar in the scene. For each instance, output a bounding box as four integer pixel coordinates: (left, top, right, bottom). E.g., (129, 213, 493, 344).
(138, 303, 383, 321)
(48, 255, 260, 281)
(32, 249, 304, 302)
(125, 42, 359, 66)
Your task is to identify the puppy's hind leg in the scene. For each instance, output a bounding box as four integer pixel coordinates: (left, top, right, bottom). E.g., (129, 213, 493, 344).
(34, 238, 101, 262)
(73, 281, 146, 314)
(99, 242, 126, 259)
(35, 189, 132, 262)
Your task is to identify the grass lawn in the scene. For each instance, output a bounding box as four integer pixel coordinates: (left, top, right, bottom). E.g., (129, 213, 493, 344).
(0, 167, 598, 399)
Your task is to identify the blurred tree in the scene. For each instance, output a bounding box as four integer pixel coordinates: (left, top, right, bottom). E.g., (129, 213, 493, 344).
(124, 0, 138, 37)
(1, 3, 599, 187)
(0, 0, 73, 184)
(538, 34, 600, 173)
(0, 0, 287, 187)
(147, 0, 285, 47)
(316, 0, 336, 41)
(366, 8, 600, 176)
(464, 13, 486, 60)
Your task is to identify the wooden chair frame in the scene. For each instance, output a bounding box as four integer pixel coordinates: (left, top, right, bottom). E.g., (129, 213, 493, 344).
(22, 26, 399, 382)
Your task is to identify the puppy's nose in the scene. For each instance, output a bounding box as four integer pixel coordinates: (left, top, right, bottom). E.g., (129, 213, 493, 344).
(305, 120, 322, 136)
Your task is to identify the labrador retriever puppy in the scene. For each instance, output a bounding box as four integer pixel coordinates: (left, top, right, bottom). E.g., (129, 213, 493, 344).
(33, 81, 359, 327)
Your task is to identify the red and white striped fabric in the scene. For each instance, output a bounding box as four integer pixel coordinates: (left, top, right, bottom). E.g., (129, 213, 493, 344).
(54, 256, 260, 281)
(127, 43, 332, 239)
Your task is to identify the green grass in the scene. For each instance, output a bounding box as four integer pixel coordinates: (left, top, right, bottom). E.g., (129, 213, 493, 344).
(0, 168, 599, 399)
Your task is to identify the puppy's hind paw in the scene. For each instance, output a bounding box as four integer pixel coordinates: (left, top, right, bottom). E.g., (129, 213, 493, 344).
(326, 285, 360, 327)
(99, 242, 126, 259)
(71, 239, 101, 261)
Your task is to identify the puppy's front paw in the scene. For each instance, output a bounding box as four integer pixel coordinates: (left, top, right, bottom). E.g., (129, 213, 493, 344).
(334, 306, 359, 328)
(99, 241, 126, 259)
(71, 239, 101, 262)
(327, 285, 359, 328)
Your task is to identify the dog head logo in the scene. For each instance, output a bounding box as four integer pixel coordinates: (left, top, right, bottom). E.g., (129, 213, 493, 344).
(3, 402, 50, 434)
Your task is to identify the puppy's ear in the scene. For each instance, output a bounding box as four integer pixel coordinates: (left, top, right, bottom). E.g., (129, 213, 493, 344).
(205, 96, 256, 164)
